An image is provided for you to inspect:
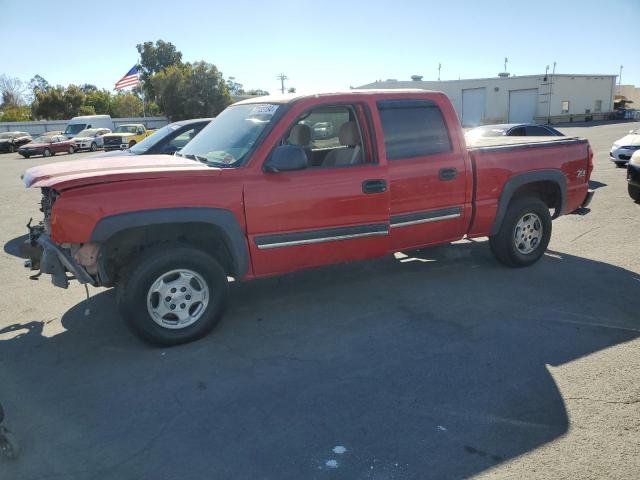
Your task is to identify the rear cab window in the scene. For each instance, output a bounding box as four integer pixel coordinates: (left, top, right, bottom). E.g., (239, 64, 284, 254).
(377, 100, 452, 160)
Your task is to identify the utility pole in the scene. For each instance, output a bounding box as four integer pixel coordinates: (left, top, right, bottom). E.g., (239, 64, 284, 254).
(438, 63, 441, 81)
(276, 73, 288, 94)
(504, 57, 508, 73)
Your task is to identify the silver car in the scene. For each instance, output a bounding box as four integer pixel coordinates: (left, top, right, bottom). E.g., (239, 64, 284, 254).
(72, 128, 111, 152)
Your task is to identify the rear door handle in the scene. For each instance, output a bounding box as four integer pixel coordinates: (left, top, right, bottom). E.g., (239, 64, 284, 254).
(439, 168, 458, 181)
(362, 179, 387, 194)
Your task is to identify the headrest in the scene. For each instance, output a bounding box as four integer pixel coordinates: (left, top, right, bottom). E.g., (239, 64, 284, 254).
(339, 121, 360, 146)
(289, 124, 311, 146)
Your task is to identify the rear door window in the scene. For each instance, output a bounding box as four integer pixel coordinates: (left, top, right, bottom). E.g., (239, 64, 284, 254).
(377, 100, 451, 160)
(525, 126, 552, 136)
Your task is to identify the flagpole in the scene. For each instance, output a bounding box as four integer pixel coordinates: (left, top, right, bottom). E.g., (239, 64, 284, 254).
(139, 60, 146, 118)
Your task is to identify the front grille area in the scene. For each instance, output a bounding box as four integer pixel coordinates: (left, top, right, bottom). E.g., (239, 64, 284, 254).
(104, 136, 122, 146)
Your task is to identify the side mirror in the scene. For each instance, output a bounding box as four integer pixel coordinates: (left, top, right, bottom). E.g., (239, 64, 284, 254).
(264, 145, 308, 173)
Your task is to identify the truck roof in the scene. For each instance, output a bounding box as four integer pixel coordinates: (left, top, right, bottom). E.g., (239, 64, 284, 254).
(233, 89, 440, 105)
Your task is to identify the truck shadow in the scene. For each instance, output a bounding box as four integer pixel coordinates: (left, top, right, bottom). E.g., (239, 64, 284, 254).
(1, 240, 638, 479)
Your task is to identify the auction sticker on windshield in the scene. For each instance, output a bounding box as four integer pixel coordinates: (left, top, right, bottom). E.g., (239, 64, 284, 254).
(249, 104, 279, 116)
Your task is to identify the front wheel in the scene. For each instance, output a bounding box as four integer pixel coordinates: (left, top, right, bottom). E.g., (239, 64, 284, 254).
(90, 142, 97, 152)
(68, 146, 75, 154)
(489, 197, 552, 268)
(43, 148, 51, 157)
(116, 244, 229, 346)
(629, 184, 640, 202)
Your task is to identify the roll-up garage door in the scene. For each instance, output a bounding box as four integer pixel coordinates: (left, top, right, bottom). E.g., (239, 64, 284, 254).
(508, 89, 538, 123)
(461, 88, 486, 126)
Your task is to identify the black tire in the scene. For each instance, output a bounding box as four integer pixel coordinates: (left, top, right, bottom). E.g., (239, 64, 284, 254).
(20, 154, 30, 159)
(90, 142, 97, 152)
(68, 146, 75, 154)
(489, 196, 552, 268)
(116, 244, 229, 346)
(615, 162, 627, 168)
(43, 148, 51, 157)
(629, 184, 640, 202)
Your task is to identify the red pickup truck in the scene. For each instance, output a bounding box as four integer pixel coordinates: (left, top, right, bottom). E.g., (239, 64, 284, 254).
(20, 90, 594, 346)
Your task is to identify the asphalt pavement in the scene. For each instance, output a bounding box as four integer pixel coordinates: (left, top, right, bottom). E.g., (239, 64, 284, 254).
(0, 124, 638, 480)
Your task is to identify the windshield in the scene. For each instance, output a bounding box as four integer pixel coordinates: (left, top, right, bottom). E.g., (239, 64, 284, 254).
(178, 104, 279, 166)
(33, 135, 53, 143)
(115, 125, 138, 133)
(76, 128, 99, 137)
(63, 124, 86, 135)
(130, 124, 179, 154)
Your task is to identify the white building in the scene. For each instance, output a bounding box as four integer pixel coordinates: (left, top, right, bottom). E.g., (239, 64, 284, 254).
(358, 74, 617, 126)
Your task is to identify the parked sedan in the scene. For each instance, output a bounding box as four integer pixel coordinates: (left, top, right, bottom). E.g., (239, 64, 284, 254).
(91, 118, 211, 158)
(465, 123, 564, 142)
(627, 151, 640, 202)
(313, 121, 334, 139)
(610, 128, 640, 167)
(18, 135, 76, 158)
(72, 128, 111, 152)
(0, 132, 32, 153)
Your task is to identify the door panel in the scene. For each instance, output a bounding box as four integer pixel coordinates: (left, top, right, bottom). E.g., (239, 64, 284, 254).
(244, 164, 389, 276)
(376, 99, 468, 251)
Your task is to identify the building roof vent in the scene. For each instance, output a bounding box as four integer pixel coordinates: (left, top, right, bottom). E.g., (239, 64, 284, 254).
(411, 75, 423, 81)
(498, 72, 510, 77)
(385, 78, 398, 82)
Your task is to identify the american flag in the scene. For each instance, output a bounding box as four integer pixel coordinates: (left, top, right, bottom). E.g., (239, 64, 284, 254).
(114, 65, 140, 90)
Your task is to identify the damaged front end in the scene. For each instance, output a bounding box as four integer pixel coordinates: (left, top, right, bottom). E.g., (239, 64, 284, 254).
(20, 188, 98, 289)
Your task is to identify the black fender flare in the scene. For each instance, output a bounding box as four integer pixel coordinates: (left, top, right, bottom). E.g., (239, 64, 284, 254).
(491, 170, 567, 235)
(91, 207, 249, 278)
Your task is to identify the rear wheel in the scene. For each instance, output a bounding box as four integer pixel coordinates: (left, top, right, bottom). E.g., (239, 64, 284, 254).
(116, 244, 229, 346)
(489, 196, 552, 268)
(43, 148, 51, 157)
(629, 184, 640, 202)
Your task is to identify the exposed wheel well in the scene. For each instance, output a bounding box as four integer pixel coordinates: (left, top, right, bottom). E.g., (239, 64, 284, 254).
(511, 180, 562, 218)
(100, 222, 236, 286)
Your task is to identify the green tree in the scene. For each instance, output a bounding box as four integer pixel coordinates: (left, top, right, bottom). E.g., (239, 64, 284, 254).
(152, 62, 231, 121)
(85, 89, 113, 115)
(0, 106, 31, 122)
(287, 87, 296, 93)
(28, 75, 50, 94)
(137, 40, 183, 99)
(79, 105, 96, 115)
(63, 85, 86, 117)
(32, 85, 86, 119)
(112, 93, 143, 117)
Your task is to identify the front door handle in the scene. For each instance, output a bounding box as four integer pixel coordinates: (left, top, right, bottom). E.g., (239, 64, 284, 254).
(439, 168, 458, 181)
(362, 179, 387, 194)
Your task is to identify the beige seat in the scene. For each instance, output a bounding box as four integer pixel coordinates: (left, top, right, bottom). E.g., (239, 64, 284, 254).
(322, 121, 362, 167)
(288, 124, 311, 147)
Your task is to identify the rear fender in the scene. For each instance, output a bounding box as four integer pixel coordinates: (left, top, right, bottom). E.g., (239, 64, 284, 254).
(491, 170, 566, 235)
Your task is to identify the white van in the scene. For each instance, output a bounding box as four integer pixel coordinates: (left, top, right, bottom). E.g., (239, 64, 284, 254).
(63, 115, 114, 138)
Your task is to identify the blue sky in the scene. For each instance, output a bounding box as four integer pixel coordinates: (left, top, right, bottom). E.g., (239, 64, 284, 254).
(2, 0, 638, 94)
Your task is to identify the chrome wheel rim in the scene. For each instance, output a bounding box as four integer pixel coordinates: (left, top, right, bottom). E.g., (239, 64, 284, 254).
(514, 212, 543, 254)
(146, 269, 209, 329)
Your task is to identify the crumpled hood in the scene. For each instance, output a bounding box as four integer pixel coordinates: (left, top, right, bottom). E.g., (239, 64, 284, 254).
(23, 154, 215, 190)
(614, 134, 640, 147)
